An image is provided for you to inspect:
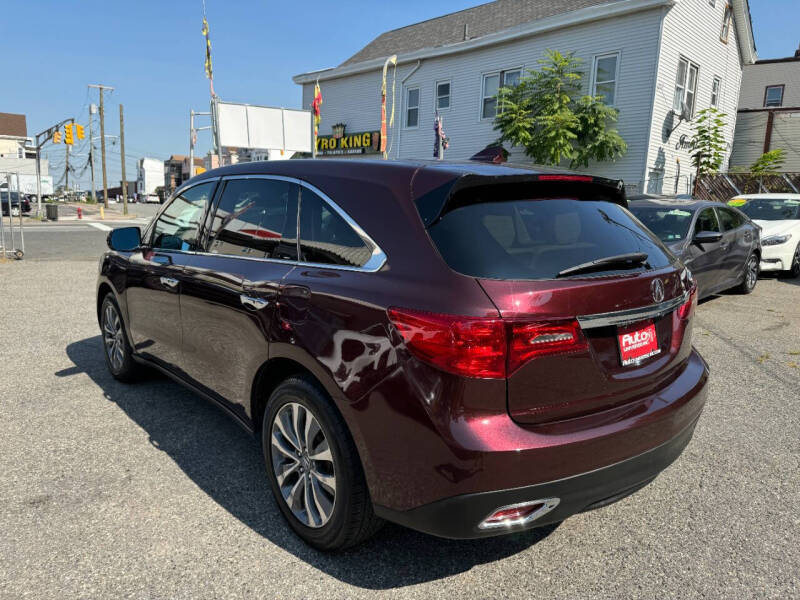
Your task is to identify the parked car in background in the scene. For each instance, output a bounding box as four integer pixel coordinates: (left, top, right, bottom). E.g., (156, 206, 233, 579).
(629, 197, 761, 298)
(728, 194, 800, 278)
(0, 191, 31, 217)
(97, 160, 707, 550)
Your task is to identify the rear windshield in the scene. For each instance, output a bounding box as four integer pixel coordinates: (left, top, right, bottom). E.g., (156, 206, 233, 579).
(427, 198, 673, 280)
(628, 205, 694, 242)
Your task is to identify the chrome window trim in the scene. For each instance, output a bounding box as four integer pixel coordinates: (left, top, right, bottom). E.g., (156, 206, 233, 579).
(213, 174, 387, 272)
(577, 291, 688, 329)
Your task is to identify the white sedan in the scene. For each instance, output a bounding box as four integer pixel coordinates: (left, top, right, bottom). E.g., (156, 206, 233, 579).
(728, 194, 800, 278)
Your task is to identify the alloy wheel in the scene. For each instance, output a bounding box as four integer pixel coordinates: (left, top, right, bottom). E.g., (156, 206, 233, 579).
(270, 402, 336, 528)
(745, 255, 758, 289)
(792, 246, 800, 277)
(102, 302, 125, 371)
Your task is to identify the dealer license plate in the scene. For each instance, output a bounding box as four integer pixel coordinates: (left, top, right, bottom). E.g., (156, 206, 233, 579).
(618, 321, 660, 366)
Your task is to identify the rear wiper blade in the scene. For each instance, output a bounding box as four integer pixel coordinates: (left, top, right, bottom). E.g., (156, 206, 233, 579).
(556, 252, 649, 278)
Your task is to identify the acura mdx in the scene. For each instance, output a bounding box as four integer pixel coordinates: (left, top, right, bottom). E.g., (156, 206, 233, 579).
(97, 160, 708, 550)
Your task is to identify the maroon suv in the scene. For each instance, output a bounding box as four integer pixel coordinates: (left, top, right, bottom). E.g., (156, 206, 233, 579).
(97, 160, 708, 550)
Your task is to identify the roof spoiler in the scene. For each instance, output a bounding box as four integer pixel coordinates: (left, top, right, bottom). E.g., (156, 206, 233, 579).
(414, 173, 627, 227)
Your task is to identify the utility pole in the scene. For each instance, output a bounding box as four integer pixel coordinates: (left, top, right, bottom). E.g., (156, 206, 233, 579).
(189, 110, 211, 178)
(119, 104, 128, 215)
(65, 143, 70, 201)
(88, 104, 97, 203)
(89, 84, 114, 208)
(189, 110, 194, 179)
(189, 110, 195, 179)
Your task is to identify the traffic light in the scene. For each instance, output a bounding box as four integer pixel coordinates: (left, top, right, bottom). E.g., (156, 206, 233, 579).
(64, 124, 74, 145)
(75, 124, 85, 140)
(52, 131, 62, 144)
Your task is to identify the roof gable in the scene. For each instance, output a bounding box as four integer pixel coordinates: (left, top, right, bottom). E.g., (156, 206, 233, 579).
(294, 0, 757, 83)
(0, 113, 27, 137)
(341, 0, 613, 67)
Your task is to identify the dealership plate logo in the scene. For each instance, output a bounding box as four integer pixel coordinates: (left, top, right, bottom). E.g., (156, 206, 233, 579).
(651, 279, 665, 303)
(618, 322, 661, 366)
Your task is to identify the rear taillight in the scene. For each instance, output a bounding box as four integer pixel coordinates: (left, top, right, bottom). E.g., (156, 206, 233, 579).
(671, 285, 698, 353)
(677, 286, 698, 320)
(387, 308, 506, 378)
(387, 308, 587, 379)
(508, 320, 587, 375)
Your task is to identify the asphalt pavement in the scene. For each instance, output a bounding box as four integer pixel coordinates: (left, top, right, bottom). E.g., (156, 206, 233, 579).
(0, 245, 798, 598)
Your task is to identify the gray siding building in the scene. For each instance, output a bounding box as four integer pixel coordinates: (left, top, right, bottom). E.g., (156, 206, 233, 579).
(294, 0, 756, 195)
(730, 47, 800, 172)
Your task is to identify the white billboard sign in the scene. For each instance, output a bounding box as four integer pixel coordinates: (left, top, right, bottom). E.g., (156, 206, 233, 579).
(215, 101, 312, 153)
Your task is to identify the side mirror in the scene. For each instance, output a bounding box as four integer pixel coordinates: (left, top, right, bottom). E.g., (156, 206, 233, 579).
(107, 226, 142, 251)
(693, 230, 723, 244)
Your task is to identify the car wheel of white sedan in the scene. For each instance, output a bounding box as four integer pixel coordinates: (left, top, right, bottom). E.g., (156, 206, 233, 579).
(788, 245, 800, 279)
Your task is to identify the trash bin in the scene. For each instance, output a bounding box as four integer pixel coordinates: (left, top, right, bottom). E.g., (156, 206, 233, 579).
(46, 204, 58, 221)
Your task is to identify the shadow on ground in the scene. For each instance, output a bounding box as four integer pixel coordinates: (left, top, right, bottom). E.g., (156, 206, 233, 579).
(57, 336, 557, 590)
(760, 272, 800, 287)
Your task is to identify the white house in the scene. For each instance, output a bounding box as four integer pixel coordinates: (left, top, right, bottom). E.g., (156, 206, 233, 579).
(294, 0, 756, 195)
(730, 45, 800, 172)
(137, 157, 163, 200)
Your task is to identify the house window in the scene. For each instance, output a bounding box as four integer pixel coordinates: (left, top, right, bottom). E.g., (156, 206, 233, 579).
(720, 4, 732, 43)
(592, 53, 620, 106)
(405, 87, 419, 128)
(673, 57, 699, 118)
(764, 85, 784, 107)
(481, 68, 522, 119)
(436, 81, 451, 110)
(711, 77, 722, 107)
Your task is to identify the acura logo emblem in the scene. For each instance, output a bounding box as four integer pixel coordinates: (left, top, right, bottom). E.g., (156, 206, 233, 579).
(651, 279, 665, 303)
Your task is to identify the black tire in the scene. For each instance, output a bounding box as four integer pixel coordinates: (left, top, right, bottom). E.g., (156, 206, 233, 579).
(781, 244, 800, 279)
(733, 253, 759, 294)
(262, 375, 383, 551)
(100, 293, 140, 382)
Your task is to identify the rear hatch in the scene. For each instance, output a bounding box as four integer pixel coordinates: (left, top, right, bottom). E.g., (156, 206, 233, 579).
(420, 173, 696, 424)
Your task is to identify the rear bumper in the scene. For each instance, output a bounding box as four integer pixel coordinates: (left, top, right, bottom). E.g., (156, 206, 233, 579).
(374, 416, 700, 539)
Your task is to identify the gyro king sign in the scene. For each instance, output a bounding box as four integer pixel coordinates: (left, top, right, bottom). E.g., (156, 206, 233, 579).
(316, 124, 381, 156)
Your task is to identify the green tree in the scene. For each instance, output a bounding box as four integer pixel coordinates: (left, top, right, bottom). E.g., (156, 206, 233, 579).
(690, 108, 727, 176)
(494, 50, 626, 168)
(750, 149, 786, 175)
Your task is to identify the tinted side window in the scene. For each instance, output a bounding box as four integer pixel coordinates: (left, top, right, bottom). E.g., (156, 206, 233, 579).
(152, 182, 215, 251)
(717, 207, 739, 231)
(299, 188, 374, 267)
(208, 178, 298, 260)
(695, 208, 720, 233)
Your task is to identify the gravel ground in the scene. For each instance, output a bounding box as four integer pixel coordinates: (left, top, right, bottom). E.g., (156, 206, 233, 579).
(0, 258, 798, 599)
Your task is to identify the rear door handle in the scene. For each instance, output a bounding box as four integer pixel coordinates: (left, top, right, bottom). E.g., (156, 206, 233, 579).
(240, 294, 270, 310)
(160, 276, 179, 288)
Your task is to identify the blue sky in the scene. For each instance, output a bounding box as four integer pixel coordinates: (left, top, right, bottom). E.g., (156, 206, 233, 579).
(1, 0, 796, 190)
